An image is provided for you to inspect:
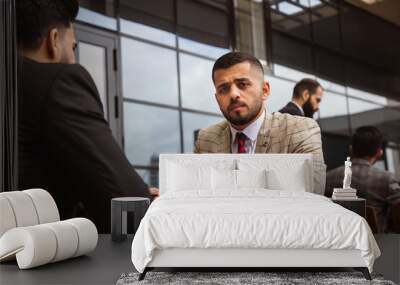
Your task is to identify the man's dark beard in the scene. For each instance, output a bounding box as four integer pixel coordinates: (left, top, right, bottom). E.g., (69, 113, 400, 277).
(223, 99, 262, 126)
(302, 98, 315, 118)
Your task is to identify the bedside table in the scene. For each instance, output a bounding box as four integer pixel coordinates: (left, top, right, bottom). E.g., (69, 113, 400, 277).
(111, 197, 150, 242)
(331, 198, 366, 218)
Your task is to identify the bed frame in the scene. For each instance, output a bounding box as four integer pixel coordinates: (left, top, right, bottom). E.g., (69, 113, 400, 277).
(138, 154, 372, 281)
(139, 248, 371, 280)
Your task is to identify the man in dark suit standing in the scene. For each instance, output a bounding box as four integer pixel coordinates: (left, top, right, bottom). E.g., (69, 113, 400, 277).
(279, 78, 323, 118)
(16, 0, 158, 233)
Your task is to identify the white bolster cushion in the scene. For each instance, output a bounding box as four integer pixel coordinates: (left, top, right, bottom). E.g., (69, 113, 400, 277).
(65, 218, 98, 257)
(0, 226, 57, 268)
(0, 191, 39, 228)
(0, 189, 60, 238)
(42, 221, 79, 262)
(23, 189, 60, 224)
(0, 218, 98, 269)
(0, 196, 17, 237)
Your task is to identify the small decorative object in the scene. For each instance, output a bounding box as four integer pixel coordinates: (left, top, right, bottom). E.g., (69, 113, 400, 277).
(343, 157, 352, 189)
(332, 157, 357, 200)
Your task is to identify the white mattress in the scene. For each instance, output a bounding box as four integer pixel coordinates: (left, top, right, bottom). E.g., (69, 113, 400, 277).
(131, 190, 380, 273)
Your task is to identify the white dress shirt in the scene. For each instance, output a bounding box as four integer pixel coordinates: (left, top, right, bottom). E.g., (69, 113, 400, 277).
(230, 110, 266, 154)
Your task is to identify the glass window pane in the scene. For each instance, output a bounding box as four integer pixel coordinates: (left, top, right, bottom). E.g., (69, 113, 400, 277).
(182, 112, 223, 153)
(319, 92, 347, 118)
(272, 32, 313, 73)
(348, 98, 386, 131)
(136, 169, 159, 187)
(121, 37, 179, 106)
(317, 77, 345, 94)
(386, 147, 400, 175)
(311, 3, 340, 51)
(78, 42, 108, 118)
(341, 3, 400, 76)
(77, 7, 117, 30)
(270, 1, 311, 41)
(321, 133, 351, 171)
(266, 76, 295, 113)
(79, 0, 116, 17)
(310, 0, 323, 6)
(300, 0, 324, 7)
(177, 0, 231, 49)
(347, 87, 388, 106)
(273, 64, 314, 82)
(279, 2, 303, 14)
(124, 103, 180, 166)
(178, 37, 229, 59)
(179, 54, 220, 113)
(315, 48, 345, 84)
(345, 61, 390, 99)
(235, 0, 267, 62)
(348, 98, 384, 114)
(318, 91, 349, 135)
(120, 19, 176, 47)
(119, 0, 175, 46)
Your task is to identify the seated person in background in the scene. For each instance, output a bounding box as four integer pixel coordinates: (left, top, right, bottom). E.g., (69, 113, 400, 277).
(194, 52, 326, 194)
(325, 126, 400, 233)
(16, 0, 158, 233)
(279, 78, 323, 118)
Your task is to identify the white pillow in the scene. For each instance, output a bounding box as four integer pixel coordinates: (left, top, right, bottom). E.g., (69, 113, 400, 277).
(266, 165, 307, 191)
(211, 169, 268, 190)
(211, 168, 237, 190)
(167, 163, 211, 191)
(236, 169, 267, 189)
(238, 158, 311, 192)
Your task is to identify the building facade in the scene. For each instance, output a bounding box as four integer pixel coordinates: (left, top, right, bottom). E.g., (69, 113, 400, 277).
(73, 0, 400, 186)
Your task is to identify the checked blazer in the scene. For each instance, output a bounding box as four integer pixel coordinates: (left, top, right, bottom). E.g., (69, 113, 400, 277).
(194, 110, 327, 195)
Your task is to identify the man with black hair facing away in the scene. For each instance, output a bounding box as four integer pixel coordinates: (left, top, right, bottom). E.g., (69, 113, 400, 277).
(279, 78, 323, 118)
(17, 0, 158, 233)
(325, 126, 400, 233)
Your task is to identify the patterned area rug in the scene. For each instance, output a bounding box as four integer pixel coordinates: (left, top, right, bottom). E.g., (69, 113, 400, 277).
(117, 271, 396, 285)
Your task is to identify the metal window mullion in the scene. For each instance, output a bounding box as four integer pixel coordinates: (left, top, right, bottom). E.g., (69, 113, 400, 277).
(174, 0, 185, 154)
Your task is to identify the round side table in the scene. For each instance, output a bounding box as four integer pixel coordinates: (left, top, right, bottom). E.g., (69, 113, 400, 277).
(111, 197, 150, 242)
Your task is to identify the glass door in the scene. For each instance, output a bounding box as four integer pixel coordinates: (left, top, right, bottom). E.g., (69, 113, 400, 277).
(74, 23, 122, 144)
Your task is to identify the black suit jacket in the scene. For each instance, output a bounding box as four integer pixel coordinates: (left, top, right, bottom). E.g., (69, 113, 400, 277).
(18, 57, 149, 233)
(279, 102, 304, 117)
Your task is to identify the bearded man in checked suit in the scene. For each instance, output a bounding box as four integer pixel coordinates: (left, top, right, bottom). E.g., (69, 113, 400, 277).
(194, 52, 326, 194)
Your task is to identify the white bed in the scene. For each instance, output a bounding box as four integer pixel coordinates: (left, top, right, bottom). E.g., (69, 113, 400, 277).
(131, 154, 380, 280)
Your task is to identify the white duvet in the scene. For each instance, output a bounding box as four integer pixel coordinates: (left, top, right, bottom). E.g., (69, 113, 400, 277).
(131, 190, 380, 273)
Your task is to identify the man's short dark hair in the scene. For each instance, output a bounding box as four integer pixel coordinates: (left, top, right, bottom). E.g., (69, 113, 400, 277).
(17, 0, 79, 51)
(212, 52, 264, 82)
(293, 78, 321, 99)
(352, 126, 383, 158)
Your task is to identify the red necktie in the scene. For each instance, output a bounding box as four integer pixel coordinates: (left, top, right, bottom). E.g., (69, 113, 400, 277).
(236, 132, 248, 154)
